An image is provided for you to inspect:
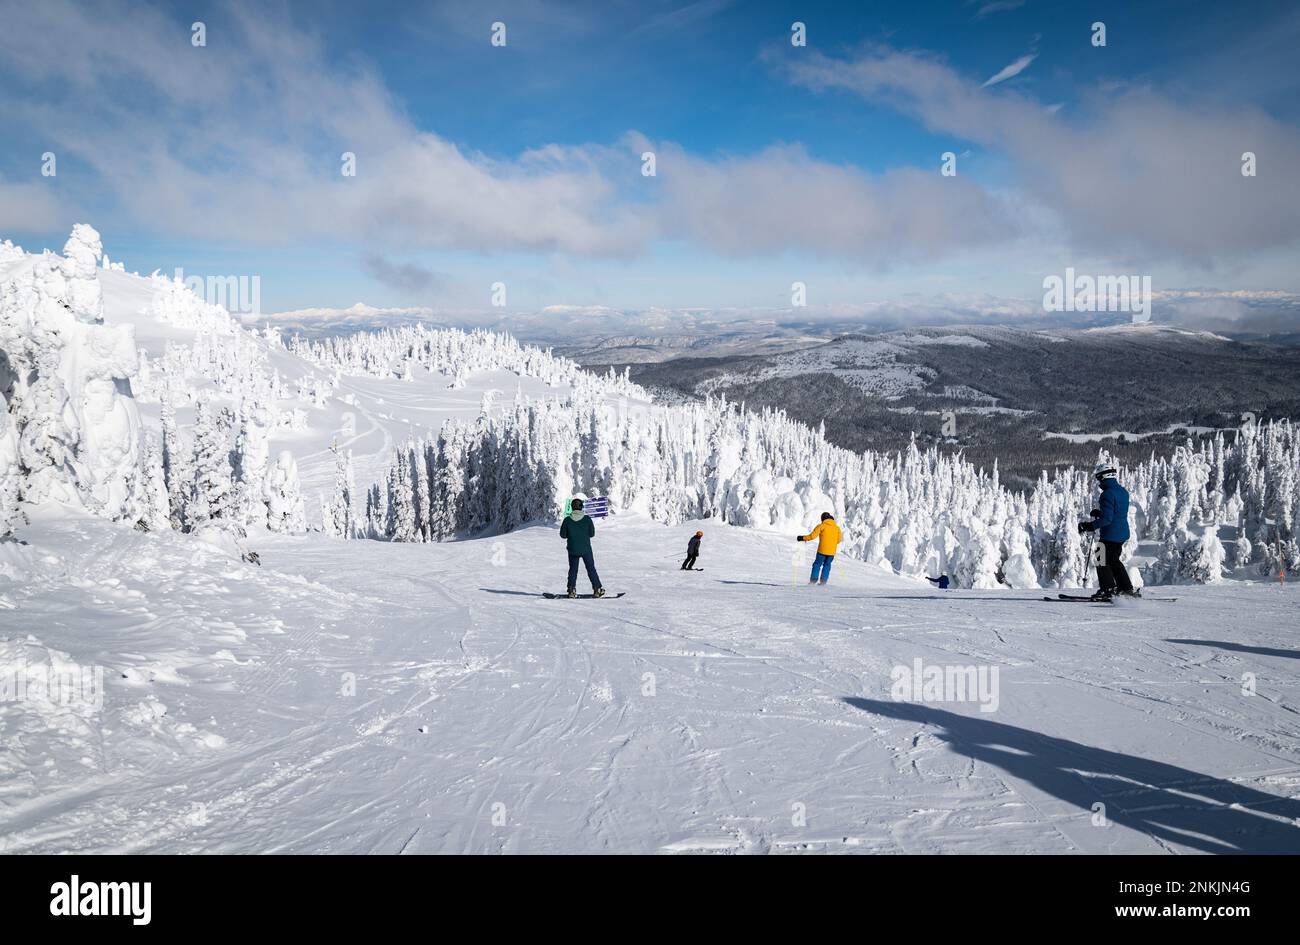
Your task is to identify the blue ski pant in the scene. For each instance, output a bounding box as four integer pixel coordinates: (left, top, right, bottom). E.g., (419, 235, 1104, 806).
(567, 551, 602, 591)
(810, 552, 834, 583)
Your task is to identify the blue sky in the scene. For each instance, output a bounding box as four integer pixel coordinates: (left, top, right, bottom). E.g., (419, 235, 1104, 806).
(2, 0, 1299, 329)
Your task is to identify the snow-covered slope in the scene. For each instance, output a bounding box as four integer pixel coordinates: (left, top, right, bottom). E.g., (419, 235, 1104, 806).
(2, 507, 1298, 853)
(9, 231, 1296, 591)
(93, 267, 646, 514)
(4, 230, 1300, 854)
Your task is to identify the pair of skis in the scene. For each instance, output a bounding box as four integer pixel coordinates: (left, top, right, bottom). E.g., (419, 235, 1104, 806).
(1044, 593, 1178, 603)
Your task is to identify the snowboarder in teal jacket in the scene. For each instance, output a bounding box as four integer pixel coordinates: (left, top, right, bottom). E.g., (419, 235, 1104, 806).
(560, 499, 604, 598)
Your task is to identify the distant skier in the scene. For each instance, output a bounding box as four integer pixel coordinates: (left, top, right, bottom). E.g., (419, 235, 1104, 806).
(560, 498, 605, 598)
(681, 530, 703, 570)
(1078, 462, 1138, 599)
(926, 574, 951, 590)
(797, 512, 842, 585)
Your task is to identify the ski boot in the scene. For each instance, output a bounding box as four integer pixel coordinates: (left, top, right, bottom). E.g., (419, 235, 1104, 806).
(1089, 588, 1114, 602)
(594, 587, 606, 598)
(567, 588, 577, 599)
(818, 579, 828, 586)
(1119, 588, 1142, 599)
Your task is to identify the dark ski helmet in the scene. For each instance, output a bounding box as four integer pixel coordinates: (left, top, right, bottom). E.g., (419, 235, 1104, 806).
(820, 512, 834, 521)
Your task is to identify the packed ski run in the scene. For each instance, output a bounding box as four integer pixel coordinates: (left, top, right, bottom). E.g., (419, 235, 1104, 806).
(4, 508, 1299, 853)
(2, 228, 1300, 854)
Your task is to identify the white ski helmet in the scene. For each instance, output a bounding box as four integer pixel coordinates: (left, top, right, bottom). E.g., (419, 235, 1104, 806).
(1094, 461, 1118, 481)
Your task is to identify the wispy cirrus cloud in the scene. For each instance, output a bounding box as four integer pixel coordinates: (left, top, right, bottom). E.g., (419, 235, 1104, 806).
(630, 0, 735, 37)
(969, 0, 1027, 19)
(982, 52, 1036, 87)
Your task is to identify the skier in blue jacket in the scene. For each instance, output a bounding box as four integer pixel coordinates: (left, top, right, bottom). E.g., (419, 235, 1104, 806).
(1077, 462, 1138, 599)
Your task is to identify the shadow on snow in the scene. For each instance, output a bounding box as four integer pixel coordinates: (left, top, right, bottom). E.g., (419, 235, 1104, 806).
(843, 697, 1300, 854)
(1165, 639, 1300, 661)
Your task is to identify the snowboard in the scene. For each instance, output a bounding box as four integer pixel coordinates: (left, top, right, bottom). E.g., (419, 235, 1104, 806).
(543, 592, 627, 599)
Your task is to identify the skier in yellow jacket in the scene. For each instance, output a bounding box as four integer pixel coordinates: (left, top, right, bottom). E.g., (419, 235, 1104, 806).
(797, 512, 842, 585)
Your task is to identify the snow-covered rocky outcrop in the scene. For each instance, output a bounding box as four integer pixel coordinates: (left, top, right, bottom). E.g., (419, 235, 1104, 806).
(0, 225, 140, 528)
(1, 225, 308, 539)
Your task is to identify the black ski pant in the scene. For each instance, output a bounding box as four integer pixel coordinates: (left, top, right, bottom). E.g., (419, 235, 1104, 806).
(567, 551, 601, 591)
(1095, 540, 1134, 594)
(680, 554, 698, 570)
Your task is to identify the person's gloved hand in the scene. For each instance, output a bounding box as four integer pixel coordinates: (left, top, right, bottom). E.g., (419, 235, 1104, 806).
(796, 535, 806, 542)
(1090, 509, 1101, 519)
(1078, 521, 1094, 534)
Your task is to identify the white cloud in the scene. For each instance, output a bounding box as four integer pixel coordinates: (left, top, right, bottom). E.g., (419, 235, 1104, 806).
(6, 3, 1296, 312)
(0, 1, 643, 256)
(783, 45, 1300, 267)
(635, 134, 1022, 261)
(982, 52, 1036, 87)
(0, 3, 1026, 269)
(0, 178, 66, 232)
(359, 254, 445, 294)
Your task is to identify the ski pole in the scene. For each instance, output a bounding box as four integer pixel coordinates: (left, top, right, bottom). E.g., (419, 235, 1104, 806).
(1084, 526, 1097, 589)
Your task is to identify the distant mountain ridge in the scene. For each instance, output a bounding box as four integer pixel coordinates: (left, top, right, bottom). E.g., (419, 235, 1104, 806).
(598, 323, 1300, 487)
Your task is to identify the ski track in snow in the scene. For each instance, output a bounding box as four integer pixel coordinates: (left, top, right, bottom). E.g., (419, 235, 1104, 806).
(2, 512, 1299, 854)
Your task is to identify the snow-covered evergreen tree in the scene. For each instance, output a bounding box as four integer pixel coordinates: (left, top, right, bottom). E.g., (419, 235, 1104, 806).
(1232, 534, 1252, 572)
(190, 400, 237, 527)
(159, 394, 192, 531)
(327, 447, 356, 539)
(1000, 519, 1039, 589)
(235, 406, 271, 530)
(953, 521, 1002, 589)
(1184, 526, 1227, 584)
(0, 406, 22, 535)
(364, 483, 386, 539)
(385, 450, 417, 542)
(137, 430, 171, 531)
(265, 451, 305, 534)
